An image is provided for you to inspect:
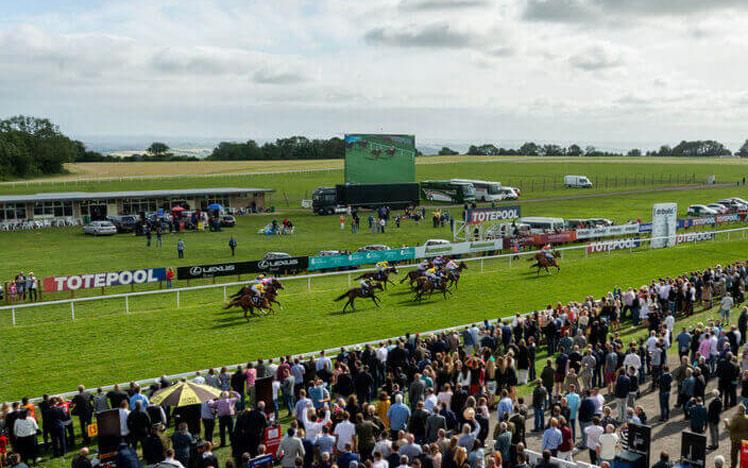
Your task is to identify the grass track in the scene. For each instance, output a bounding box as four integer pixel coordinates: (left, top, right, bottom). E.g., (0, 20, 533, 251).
(3, 235, 748, 399)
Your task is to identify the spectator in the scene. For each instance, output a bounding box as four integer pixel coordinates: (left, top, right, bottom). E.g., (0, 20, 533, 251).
(276, 428, 305, 468)
(171, 422, 195, 467)
(597, 424, 619, 465)
(177, 239, 185, 258)
(707, 390, 723, 450)
(71, 447, 93, 468)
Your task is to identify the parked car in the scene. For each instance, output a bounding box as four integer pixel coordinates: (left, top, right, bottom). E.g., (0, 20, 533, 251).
(585, 218, 614, 227)
(497, 187, 520, 200)
(687, 204, 719, 216)
(716, 199, 748, 212)
(707, 203, 730, 214)
(356, 244, 390, 253)
(423, 239, 451, 247)
(263, 252, 291, 260)
(83, 220, 118, 236)
(220, 215, 236, 227)
(107, 215, 138, 233)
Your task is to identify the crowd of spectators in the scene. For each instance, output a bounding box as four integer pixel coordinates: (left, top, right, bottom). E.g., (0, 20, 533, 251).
(2, 262, 748, 468)
(3, 271, 39, 303)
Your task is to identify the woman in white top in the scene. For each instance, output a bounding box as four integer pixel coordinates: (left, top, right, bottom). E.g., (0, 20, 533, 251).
(597, 424, 619, 463)
(437, 383, 453, 410)
(13, 412, 39, 464)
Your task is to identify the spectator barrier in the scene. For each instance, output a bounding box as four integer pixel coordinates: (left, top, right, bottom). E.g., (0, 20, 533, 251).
(2, 225, 747, 328)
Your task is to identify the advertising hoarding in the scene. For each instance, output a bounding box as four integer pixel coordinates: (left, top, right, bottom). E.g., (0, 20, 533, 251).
(651, 203, 678, 249)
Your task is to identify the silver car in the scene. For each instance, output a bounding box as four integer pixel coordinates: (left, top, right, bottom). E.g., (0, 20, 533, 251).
(83, 220, 118, 236)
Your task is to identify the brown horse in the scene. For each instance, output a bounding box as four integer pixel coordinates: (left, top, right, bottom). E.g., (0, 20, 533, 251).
(445, 262, 469, 289)
(413, 276, 451, 302)
(355, 267, 398, 290)
(230, 278, 284, 299)
(400, 268, 428, 288)
(224, 294, 274, 321)
(334, 282, 384, 312)
(529, 251, 561, 275)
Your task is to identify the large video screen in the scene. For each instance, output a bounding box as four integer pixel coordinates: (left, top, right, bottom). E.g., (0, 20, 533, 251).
(344, 134, 416, 184)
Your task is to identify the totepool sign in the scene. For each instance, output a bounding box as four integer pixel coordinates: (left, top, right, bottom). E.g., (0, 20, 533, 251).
(44, 268, 167, 292)
(586, 238, 642, 254)
(467, 206, 521, 224)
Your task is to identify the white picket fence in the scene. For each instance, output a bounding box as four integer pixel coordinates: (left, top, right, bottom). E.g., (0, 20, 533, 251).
(3, 226, 747, 327)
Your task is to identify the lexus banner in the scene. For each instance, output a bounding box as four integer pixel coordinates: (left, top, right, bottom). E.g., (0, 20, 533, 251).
(177, 257, 309, 280)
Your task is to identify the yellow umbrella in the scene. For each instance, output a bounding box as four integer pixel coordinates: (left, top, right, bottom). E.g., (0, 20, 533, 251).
(150, 381, 222, 407)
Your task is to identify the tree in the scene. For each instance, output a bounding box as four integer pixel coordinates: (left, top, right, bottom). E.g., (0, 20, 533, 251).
(541, 144, 564, 156)
(566, 144, 583, 156)
(627, 148, 642, 156)
(519, 142, 540, 156)
(438, 147, 459, 156)
(658, 145, 673, 156)
(147, 142, 170, 156)
(738, 139, 748, 158)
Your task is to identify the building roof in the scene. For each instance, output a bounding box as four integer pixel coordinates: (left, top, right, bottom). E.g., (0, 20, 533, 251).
(0, 187, 274, 204)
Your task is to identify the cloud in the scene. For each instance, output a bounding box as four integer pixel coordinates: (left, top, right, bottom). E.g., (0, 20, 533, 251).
(568, 44, 624, 70)
(252, 68, 307, 85)
(364, 23, 477, 49)
(523, 0, 748, 23)
(399, 0, 490, 11)
(150, 47, 235, 75)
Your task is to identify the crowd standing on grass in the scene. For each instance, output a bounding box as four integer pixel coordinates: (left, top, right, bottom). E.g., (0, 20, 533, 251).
(4, 262, 748, 467)
(2, 271, 39, 304)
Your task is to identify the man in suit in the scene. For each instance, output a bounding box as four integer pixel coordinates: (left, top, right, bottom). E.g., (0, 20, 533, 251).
(425, 402, 447, 443)
(276, 427, 305, 468)
(71, 385, 94, 445)
(48, 398, 68, 457)
(234, 401, 268, 459)
(409, 374, 426, 406)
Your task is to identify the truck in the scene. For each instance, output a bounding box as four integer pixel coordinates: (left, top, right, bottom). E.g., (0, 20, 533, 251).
(564, 175, 593, 188)
(311, 183, 420, 215)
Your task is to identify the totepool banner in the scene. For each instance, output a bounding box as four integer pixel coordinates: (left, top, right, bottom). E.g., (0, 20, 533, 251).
(676, 232, 716, 244)
(308, 248, 416, 271)
(466, 206, 521, 224)
(651, 203, 678, 249)
(414, 239, 504, 258)
(344, 134, 416, 184)
(44, 268, 167, 292)
(684, 213, 741, 228)
(586, 238, 642, 254)
(576, 223, 640, 240)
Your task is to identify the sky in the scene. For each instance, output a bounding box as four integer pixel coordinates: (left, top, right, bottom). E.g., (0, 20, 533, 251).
(1, 0, 748, 149)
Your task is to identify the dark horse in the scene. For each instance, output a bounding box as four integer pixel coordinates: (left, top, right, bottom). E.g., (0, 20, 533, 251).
(334, 282, 384, 312)
(400, 267, 428, 288)
(355, 267, 398, 290)
(230, 278, 284, 299)
(224, 294, 274, 321)
(445, 262, 469, 289)
(529, 251, 561, 275)
(413, 276, 451, 302)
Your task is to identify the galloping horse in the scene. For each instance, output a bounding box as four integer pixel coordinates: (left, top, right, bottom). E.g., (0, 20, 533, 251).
(413, 276, 451, 302)
(400, 267, 429, 288)
(355, 267, 398, 290)
(230, 278, 284, 299)
(334, 282, 384, 312)
(529, 251, 561, 275)
(445, 262, 469, 289)
(224, 294, 274, 321)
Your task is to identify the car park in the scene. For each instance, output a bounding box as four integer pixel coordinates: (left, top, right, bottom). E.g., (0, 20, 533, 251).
(107, 215, 138, 233)
(83, 220, 118, 236)
(707, 203, 730, 214)
(687, 204, 719, 216)
(716, 199, 748, 212)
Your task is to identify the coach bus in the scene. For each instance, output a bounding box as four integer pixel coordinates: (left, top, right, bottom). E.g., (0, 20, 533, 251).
(449, 179, 502, 202)
(420, 180, 476, 204)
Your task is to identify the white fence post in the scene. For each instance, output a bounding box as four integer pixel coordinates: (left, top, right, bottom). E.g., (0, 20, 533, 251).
(71, 302, 75, 320)
(125, 296, 129, 314)
(11, 307, 15, 326)
(308, 277, 311, 291)
(176, 290, 180, 308)
(347, 272, 352, 287)
(480, 258, 484, 272)
(223, 286, 227, 301)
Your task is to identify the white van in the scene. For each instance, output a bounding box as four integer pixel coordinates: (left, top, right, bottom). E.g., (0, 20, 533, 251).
(518, 217, 565, 234)
(497, 187, 519, 200)
(564, 175, 593, 188)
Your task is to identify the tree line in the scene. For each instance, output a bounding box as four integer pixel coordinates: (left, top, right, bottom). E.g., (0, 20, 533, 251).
(453, 139, 748, 157)
(207, 136, 345, 160)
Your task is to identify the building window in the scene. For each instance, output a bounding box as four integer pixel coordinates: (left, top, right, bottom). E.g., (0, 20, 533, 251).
(80, 200, 109, 216)
(33, 201, 73, 217)
(201, 195, 230, 209)
(122, 198, 158, 215)
(0, 203, 27, 220)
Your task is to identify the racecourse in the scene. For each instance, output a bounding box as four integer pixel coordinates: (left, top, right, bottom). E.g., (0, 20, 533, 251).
(4, 157, 748, 399)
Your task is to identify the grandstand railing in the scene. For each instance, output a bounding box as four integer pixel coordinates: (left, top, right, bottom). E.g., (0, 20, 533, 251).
(19, 226, 746, 402)
(3, 226, 748, 328)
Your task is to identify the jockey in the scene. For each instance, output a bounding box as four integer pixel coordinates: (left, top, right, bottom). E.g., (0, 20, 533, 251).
(542, 244, 555, 261)
(360, 278, 373, 294)
(250, 281, 265, 300)
(376, 261, 389, 272)
(426, 267, 440, 286)
(417, 259, 429, 272)
(260, 276, 274, 287)
(433, 256, 446, 267)
(445, 259, 459, 272)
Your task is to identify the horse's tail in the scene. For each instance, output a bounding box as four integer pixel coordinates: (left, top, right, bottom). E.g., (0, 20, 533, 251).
(400, 274, 408, 284)
(530, 262, 539, 269)
(334, 291, 350, 301)
(224, 300, 235, 309)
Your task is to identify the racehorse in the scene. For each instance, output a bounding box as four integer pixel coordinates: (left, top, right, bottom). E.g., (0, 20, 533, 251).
(445, 262, 469, 289)
(400, 266, 429, 288)
(230, 278, 284, 299)
(413, 276, 451, 302)
(355, 267, 398, 290)
(529, 251, 561, 275)
(334, 282, 384, 313)
(224, 294, 274, 321)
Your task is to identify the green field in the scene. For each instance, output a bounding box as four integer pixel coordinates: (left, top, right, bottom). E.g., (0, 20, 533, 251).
(4, 157, 748, 401)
